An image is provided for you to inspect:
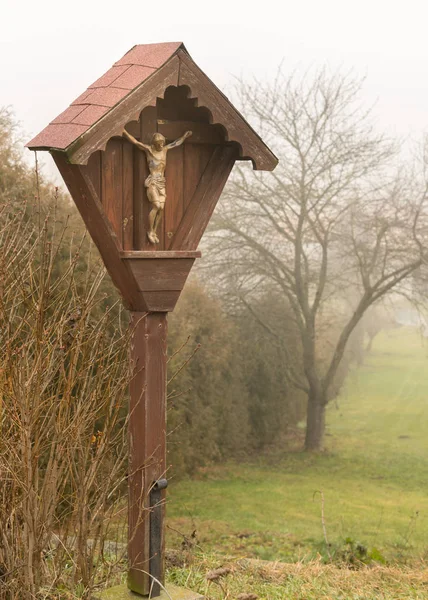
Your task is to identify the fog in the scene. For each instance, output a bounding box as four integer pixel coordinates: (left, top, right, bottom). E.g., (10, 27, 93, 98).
(2, 0, 428, 178)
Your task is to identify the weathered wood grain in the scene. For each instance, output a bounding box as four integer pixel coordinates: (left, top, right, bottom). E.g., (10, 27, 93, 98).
(171, 145, 237, 250)
(85, 151, 101, 198)
(157, 84, 211, 122)
(165, 145, 183, 249)
(102, 139, 123, 243)
(52, 152, 145, 311)
(132, 142, 147, 251)
(139, 290, 181, 312)
(139, 107, 158, 249)
(122, 140, 134, 250)
(183, 143, 214, 211)
(122, 254, 199, 311)
(128, 312, 167, 596)
(127, 258, 196, 291)
(140, 106, 157, 145)
(125, 120, 140, 140)
(158, 120, 224, 145)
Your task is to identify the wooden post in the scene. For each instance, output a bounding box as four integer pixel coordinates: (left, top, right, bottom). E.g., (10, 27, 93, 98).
(128, 312, 168, 596)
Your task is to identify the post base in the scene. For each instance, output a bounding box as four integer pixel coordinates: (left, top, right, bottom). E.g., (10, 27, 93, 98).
(98, 583, 204, 600)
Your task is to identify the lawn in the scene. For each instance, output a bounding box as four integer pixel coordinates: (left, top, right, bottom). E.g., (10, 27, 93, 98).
(166, 327, 428, 565)
(167, 557, 428, 599)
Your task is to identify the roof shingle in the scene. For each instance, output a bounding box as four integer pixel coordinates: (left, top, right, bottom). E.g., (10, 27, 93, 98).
(112, 65, 156, 90)
(29, 124, 88, 149)
(83, 87, 129, 108)
(50, 105, 86, 125)
(88, 65, 130, 89)
(72, 105, 110, 126)
(26, 42, 183, 150)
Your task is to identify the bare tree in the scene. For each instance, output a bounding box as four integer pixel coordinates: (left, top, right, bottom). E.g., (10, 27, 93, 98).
(205, 69, 428, 451)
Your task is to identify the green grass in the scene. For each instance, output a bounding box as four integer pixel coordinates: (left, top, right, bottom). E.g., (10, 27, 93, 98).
(167, 556, 428, 599)
(166, 327, 428, 564)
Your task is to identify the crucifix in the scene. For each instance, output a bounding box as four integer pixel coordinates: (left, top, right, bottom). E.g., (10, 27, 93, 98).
(122, 129, 192, 244)
(27, 41, 277, 599)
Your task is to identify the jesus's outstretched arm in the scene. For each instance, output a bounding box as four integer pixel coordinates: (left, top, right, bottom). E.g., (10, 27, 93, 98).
(165, 130, 192, 150)
(122, 129, 151, 152)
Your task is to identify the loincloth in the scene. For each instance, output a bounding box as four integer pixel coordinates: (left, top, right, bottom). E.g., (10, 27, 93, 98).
(145, 174, 166, 197)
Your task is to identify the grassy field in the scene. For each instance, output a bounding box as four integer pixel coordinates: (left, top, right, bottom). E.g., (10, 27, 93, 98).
(167, 556, 428, 599)
(165, 327, 428, 597)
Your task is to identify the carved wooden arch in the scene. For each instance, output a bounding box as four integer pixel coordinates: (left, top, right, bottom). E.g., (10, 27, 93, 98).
(131, 85, 245, 162)
(84, 84, 244, 172)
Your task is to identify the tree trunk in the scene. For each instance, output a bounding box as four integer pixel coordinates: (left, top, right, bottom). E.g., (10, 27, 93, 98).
(365, 333, 375, 354)
(304, 393, 326, 451)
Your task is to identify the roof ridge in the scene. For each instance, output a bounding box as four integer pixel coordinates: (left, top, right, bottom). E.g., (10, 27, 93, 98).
(114, 41, 184, 67)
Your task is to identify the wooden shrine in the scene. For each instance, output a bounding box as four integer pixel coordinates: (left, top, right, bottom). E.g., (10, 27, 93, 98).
(27, 42, 277, 598)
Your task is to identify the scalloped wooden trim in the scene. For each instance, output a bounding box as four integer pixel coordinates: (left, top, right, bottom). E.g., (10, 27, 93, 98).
(93, 83, 251, 169)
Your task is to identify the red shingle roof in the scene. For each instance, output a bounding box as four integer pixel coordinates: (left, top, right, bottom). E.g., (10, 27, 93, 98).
(27, 42, 183, 150)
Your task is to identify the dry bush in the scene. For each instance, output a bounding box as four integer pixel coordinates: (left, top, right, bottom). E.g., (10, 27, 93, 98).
(0, 201, 131, 599)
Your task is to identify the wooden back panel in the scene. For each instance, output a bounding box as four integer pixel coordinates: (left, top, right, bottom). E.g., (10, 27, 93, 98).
(85, 86, 235, 252)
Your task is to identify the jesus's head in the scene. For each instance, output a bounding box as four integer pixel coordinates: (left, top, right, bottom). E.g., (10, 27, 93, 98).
(152, 133, 166, 151)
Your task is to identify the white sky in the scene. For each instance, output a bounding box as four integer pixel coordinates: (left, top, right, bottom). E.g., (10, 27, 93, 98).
(2, 0, 428, 178)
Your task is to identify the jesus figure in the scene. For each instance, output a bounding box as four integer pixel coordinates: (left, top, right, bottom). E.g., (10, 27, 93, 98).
(123, 128, 192, 244)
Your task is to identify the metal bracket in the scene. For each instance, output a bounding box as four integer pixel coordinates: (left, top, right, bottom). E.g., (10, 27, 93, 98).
(149, 478, 168, 597)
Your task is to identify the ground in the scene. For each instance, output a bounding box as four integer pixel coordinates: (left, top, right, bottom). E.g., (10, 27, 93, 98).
(165, 327, 428, 598)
